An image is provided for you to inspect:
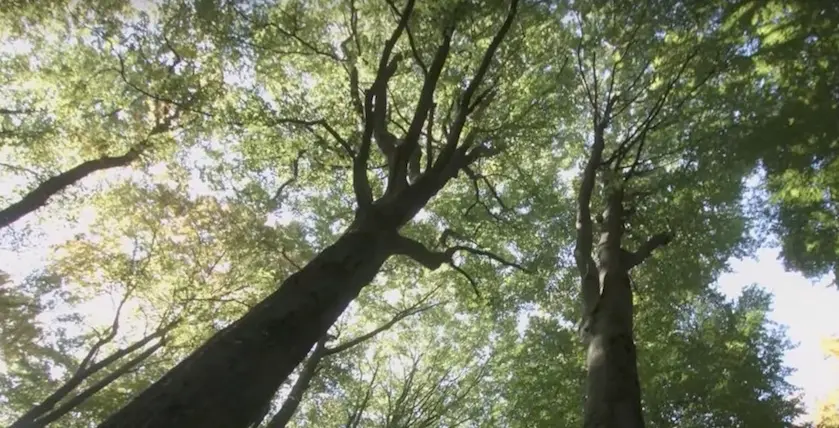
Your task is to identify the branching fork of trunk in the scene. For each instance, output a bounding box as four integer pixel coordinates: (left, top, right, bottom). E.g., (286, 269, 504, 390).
(391, 233, 528, 297)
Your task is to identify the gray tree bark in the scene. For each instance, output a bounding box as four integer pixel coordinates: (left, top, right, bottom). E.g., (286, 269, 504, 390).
(574, 120, 671, 428)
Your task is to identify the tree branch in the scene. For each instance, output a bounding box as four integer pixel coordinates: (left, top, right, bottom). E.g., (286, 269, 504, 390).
(574, 122, 606, 280)
(0, 162, 44, 179)
(263, 335, 329, 428)
(77, 285, 134, 373)
(260, 113, 353, 158)
(614, 47, 699, 174)
(575, 31, 616, 316)
(463, 165, 509, 212)
(31, 340, 165, 428)
(390, 234, 530, 290)
(346, 364, 379, 428)
(385, 22, 454, 196)
(624, 232, 673, 270)
(1, 145, 143, 229)
(340, 2, 365, 120)
(390, 234, 450, 270)
(325, 301, 437, 355)
(11, 318, 177, 428)
(424, 101, 436, 171)
(575, 22, 596, 112)
(450, 245, 530, 272)
(463, 165, 505, 222)
(0, 98, 185, 230)
(0, 107, 37, 115)
(432, 0, 519, 171)
(266, 289, 436, 428)
(386, 0, 427, 75)
(353, 0, 416, 209)
(372, 62, 400, 164)
(272, 150, 305, 206)
(232, 6, 341, 62)
(354, 95, 376, 209)
(112, 51, 209, 118)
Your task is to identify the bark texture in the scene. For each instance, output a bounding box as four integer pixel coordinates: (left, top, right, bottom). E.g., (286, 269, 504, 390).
(580, 186, 646, 428)
(583, 264, 644, 428)
(577, 187, 671, 428)
(98, 229, 393, 428)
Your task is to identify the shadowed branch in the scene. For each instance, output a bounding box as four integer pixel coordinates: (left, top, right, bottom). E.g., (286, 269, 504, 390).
(390, 233, 529, 296)
(432, 0, 519, 173)
(272, 150, 306, 206)
(353, 0, 417, 209)
(624, 232, 673, 269)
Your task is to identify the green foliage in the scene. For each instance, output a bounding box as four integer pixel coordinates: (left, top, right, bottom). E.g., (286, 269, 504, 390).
(639, 286, 803, 427)
(0, 0, 834, 426)
(733, 1, 839, 283)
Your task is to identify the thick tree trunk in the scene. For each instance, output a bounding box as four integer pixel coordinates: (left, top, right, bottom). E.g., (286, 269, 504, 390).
(0, 149, 141, 229)
(579, 186, 654, 428)
(583, 268, 644, 428)
(97, 228, 393, 428)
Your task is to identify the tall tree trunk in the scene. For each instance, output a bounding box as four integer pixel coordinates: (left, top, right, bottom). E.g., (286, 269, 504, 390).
(97, 228, 393, 428)
(265, 337, 327, 428)
(583, 188, 645, 428)
(576, 182, 669, 428)
(583, 269, 644, 428)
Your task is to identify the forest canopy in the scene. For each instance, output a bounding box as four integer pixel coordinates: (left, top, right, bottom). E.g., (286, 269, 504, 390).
(0, 0, 837, 427)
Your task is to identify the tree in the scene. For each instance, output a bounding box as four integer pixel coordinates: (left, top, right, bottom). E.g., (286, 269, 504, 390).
(97, 1, 535, 427)
(496, 285, 804, 428)
(552, 0, 757, 425)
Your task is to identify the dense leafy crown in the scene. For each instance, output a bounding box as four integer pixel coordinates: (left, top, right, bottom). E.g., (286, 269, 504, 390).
(1, 0, 836, 426)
